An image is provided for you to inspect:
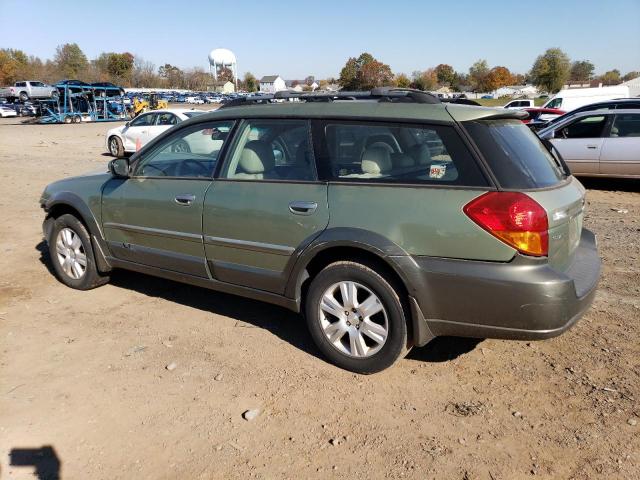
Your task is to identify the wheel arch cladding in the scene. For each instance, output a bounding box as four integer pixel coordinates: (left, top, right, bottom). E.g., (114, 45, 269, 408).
(286, 229, 421, 343)
(45, 193, 112, 272)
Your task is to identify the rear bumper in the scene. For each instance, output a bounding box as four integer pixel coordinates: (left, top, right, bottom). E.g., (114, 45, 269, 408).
(405, 229, 600, 346)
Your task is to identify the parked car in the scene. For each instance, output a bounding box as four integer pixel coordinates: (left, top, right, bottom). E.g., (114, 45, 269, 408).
(0, 80, 58, 102)
(481, 95, 493, 99)
(0, 103, 18, 117)
(41, 92, 600, 373)
(522, 107, 565, 125)
(541, 85, 630, 112)
(538, 109, 640, 178)
(105, 109, 205, 157)
(540, 98, 640, 130)
(503, 99, 535, 109)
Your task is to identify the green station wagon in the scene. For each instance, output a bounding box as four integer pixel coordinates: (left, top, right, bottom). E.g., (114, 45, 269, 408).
(40, 89, 601, 373)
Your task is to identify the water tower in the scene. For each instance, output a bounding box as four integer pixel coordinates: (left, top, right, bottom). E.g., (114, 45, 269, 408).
(208, 48, 237, 87)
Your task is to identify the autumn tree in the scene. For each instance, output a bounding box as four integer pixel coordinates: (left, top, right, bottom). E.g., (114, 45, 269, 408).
(243, 72, 258, 92)
(435, 64, 455, 86)
(158, 63, 184, 88)
(486, 66, 514, 91)
(622, 71, 639, 81)
(469, 59, 491, 92)
(529, 48, 570, 93)
(395, 73, 411, 88)
(410, 69, 437, 91)
(338, 53, 393, 90)
(54, 43, 88, 79)
(599, 69, 621, 85)
(570, 60, 594, 82)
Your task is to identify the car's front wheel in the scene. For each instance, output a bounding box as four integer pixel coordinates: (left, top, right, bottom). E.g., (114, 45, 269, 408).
(48, 214, 109, 290)
(109, 136, 125, 157)
(305, 261, 409, 373)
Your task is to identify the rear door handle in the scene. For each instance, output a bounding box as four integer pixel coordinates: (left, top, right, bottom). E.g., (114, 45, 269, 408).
(175, 194, 196, 206)
(586, 145, 598, 149)
(289, 200, 318, 215)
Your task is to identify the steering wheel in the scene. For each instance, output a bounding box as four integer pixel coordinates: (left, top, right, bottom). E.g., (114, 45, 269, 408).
(178, 159, 209, 177)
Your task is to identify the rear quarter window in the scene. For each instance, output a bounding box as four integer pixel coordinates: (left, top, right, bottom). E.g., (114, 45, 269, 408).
(464, 119, 565, 189)
(321, 122, 489, 187)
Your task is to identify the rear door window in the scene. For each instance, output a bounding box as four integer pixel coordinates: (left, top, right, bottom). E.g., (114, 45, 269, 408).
(610, 113, 640, 137)
(319, 122, 488, 186)
(464, 119, 565, 188)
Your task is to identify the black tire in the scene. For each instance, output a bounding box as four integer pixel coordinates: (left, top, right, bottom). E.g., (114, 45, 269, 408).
(63, 116, 72, 124)
(19, 92, 29, 102)
(48, 214, 109, 290)
(305, 261, 410, 374)
(108, 136, 125, 157)
(171, 139, 191, 153)
(72, 115, 81, 124)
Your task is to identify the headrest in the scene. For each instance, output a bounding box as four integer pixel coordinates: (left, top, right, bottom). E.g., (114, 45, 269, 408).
(361, 146, 392, 175)
(409, 144, 432, 165)
(239, 140, 275, 174)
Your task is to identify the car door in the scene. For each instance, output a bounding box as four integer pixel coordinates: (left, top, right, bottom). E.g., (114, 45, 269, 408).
(599, 112, 640, 176)
(549, 113, 611, 175)
(202, 118, 329, 294)
(121, 112, 157, 151)
(101, 119, 235, 277)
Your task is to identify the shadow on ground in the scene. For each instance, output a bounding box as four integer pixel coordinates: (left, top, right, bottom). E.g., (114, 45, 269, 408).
(579, 176, 640, 193)
(9, 446, 60, 480)
(37, 241, 481, 366)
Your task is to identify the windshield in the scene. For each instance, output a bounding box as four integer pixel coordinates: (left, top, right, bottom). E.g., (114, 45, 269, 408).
(464, 120, 565, 189)
(184, 111, 205, 118)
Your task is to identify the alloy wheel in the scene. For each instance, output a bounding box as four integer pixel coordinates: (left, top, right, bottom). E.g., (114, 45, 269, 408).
(56, 227, 87, 279)
(318, 281, 389, 358)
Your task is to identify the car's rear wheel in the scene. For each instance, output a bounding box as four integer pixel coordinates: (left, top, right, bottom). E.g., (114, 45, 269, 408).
(109, 136, 124, 157)
(48, 214, 109, 290)
(19, 92, 29, 102)
(305, 261, 409, 373)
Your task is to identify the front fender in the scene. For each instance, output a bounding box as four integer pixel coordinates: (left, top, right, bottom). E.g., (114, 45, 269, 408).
(44, 192, 112, 272)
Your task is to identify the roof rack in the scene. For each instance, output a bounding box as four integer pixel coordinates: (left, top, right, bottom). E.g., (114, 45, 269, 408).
(219, 87, 442, 109)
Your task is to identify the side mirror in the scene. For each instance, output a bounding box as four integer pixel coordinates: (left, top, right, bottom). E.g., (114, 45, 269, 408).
(109, 158, 130, 178)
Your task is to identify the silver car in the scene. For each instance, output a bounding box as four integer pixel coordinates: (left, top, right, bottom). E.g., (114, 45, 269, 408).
(538, 109, 640, 178)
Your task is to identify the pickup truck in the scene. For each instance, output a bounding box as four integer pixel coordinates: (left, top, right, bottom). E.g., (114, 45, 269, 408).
(0, 81, 58, 102)
(503, 99, 535, 109)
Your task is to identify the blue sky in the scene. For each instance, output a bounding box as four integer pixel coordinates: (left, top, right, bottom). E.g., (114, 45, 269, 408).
(2, 0, 639, 79)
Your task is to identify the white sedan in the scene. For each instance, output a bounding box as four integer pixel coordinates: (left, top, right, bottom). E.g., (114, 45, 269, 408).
(0, 104, 18, 117)
(105, 109, 205, 157)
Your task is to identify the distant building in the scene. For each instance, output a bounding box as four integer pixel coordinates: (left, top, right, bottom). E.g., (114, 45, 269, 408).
(260, 75, 287, 93)
(622, 76, 640, 97)
(207, 81, 235, 94)
(494, 85, 538, 98)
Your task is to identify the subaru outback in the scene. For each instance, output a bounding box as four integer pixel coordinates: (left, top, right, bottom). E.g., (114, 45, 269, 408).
(40, 89, 601, 373)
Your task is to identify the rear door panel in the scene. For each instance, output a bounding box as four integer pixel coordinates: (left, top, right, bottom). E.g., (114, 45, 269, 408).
(599, 137, 640, 176)
(202, 181, 329, 293)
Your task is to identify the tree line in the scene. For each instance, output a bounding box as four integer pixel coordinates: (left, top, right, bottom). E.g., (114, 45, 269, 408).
(340, 48, 638, 93)
(1, 43, 637, 94)
(0, 43, 262, 91)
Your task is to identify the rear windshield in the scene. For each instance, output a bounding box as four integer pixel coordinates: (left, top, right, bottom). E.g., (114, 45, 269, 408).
(464, 120, 565, 188)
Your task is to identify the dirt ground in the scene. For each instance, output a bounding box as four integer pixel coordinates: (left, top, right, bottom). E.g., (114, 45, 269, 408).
(0, 115, 638, 480)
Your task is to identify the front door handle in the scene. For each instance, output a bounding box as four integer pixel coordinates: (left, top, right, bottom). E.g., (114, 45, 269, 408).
(175, 194, 196, 206)
(289, 200, 318, 215)
(586, 145, 598, 149)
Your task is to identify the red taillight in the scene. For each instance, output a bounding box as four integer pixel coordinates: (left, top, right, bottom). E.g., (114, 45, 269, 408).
(463, 192, 549, 256)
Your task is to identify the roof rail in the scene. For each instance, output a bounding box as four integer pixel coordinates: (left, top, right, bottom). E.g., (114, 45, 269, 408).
(219, 87, 442, 109)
